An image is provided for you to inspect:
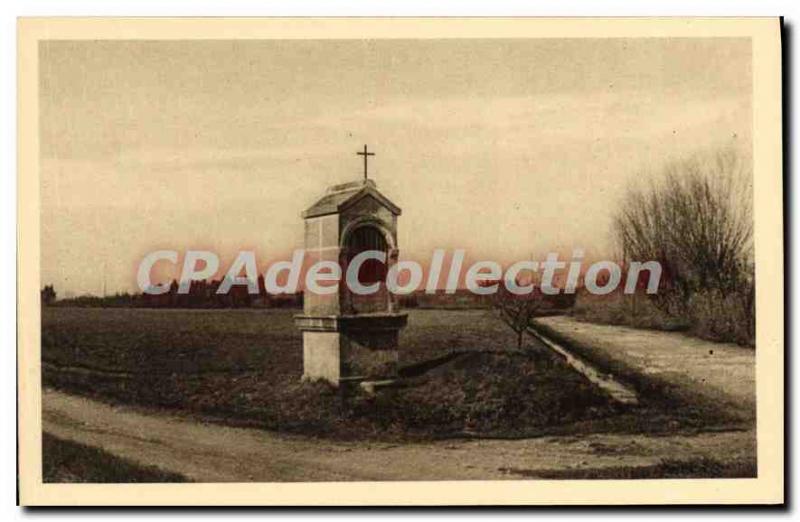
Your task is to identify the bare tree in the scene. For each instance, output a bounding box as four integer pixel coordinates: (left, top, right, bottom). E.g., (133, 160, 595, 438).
(613, 147, 753, 315)
(612, 147, 755, 344)
(492, 285, 543, 350)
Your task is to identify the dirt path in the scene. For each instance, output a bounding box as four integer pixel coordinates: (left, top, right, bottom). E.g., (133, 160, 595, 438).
(43, 388, 755, 482)
(534, 316, 756, 418)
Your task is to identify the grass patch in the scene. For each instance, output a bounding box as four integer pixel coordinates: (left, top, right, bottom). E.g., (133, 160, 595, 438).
(42, 308, 623, 440)
(42, 433, 187, 483)
(572, 293, 688, 332)
(501, 457, 757, 479)
(266, 350, 622, 439)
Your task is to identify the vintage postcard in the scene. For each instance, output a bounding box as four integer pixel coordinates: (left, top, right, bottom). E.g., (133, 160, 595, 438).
(17, 17, 783, 505)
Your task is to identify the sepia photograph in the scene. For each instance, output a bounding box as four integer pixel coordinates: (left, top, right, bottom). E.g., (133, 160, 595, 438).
(16, 17, 783, 506)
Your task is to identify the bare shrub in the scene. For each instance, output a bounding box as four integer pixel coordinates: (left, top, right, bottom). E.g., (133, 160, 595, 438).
(492, 285, 544, 350)
(688, 288, 755, 346)
(612, 148, 754, 345)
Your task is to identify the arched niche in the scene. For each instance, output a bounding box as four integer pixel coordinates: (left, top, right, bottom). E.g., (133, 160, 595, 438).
(340, 221, 396, 314)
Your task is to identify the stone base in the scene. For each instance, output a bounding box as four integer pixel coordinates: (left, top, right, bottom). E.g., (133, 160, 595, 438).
(295, 313, 408, 386)
(301, 331, 342, 384)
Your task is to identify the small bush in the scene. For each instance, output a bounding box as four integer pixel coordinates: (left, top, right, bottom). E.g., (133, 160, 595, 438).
(688, 288, 755, 347)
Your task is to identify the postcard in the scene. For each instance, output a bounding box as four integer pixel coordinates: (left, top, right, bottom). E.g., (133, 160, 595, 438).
(17, 17, 784, 506)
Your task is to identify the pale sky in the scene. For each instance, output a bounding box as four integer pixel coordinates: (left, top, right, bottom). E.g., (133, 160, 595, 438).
(40, 39, 752, 296)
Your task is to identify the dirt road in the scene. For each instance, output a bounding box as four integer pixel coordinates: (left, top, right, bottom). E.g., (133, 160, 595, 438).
(43, 388, 755, 482)
(534, 316, 756, 418)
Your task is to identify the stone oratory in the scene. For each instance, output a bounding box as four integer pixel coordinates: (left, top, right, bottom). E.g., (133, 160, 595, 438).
(294, 146, 408, 387)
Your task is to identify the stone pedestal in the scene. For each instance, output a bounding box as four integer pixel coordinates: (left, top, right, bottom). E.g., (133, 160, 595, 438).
(295, 313, 408, 384)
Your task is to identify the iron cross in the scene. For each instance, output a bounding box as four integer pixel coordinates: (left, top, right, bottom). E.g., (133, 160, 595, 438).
(356, 144, 375, 181)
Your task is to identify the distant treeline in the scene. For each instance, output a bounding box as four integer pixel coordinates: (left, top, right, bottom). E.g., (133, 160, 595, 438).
(49, 278, 303, 309)
(45, 281, 576, 311)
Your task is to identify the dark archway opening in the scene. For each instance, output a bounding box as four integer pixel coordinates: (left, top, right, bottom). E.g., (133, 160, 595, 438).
(345, 225, 389, 313)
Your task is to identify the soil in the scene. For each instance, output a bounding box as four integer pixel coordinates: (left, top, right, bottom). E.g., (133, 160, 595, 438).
(43, 388, 755, 482)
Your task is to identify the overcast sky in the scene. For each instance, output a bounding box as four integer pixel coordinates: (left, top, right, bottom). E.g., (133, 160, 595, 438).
(40, 38, 751, 296)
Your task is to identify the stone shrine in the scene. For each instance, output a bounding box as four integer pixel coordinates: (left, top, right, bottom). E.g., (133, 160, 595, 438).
(294, 146, 407, 386)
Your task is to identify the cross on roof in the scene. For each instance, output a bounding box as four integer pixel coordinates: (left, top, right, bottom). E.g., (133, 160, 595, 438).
(356, 144, 375, 181)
